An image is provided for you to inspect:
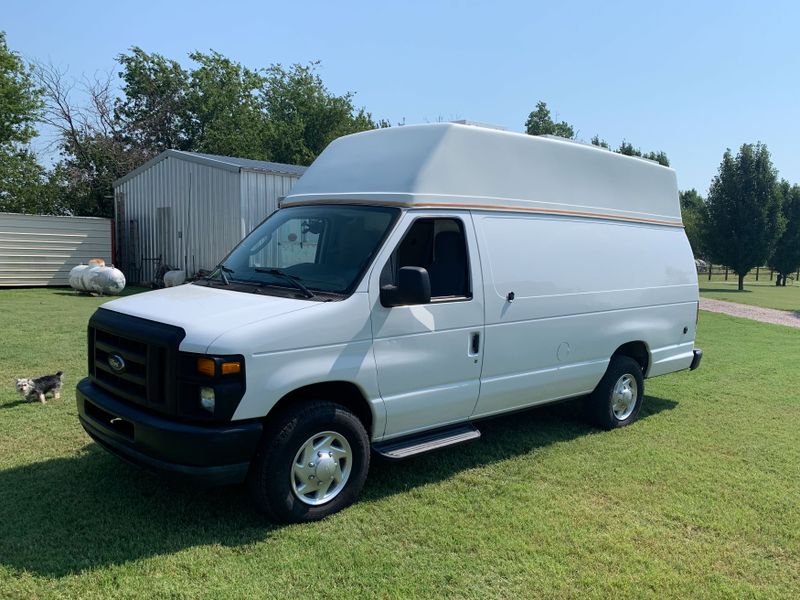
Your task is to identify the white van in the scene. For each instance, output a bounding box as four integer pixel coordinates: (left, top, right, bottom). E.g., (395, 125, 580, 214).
(77, 123, 702, 523)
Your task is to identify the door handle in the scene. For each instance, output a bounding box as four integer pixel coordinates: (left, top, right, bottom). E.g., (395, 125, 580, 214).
(470, 332, 480, 355)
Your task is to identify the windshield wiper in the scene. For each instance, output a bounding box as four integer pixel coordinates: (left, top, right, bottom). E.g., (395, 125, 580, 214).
(208, 263, 233, 285)
(254, 267, 315, 298)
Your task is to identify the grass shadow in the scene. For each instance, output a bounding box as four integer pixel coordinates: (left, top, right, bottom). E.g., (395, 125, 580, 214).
(0, 395, 677, 578)
(699, 287, 753, 294)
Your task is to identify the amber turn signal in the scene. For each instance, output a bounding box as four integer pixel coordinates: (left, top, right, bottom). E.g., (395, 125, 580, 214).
(221, 361, 241, 375)
(197, 357, 216, 377)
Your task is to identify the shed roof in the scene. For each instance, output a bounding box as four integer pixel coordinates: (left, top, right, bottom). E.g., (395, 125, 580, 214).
(113, 149, 307, 187)
(283, 123, 682, 227)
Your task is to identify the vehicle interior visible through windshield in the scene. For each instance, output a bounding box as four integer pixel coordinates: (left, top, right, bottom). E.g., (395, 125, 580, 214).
(205, 205, 399, 297)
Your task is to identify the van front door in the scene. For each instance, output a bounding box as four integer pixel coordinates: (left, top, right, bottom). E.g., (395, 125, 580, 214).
(368, 212, 485, 438)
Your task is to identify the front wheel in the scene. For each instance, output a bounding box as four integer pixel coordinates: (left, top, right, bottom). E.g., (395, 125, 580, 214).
(586, 356, 644, 430)
(247, 401, 370, 523)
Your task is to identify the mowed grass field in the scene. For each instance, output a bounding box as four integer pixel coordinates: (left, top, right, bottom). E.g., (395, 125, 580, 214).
(699, 275, 800, 312)
(1, 288, 799, 599)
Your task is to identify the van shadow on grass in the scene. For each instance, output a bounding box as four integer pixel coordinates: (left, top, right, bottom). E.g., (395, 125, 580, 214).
(698, 287, 753, 295)
(0, 395, 677, 578)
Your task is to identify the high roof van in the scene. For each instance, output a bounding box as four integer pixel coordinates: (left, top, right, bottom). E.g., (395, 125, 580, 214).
(76, 123, 702, 523)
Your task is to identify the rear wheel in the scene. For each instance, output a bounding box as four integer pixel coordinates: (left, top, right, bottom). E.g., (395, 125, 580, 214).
(247, 401, 370, 523)
(587, 356, 644, 430)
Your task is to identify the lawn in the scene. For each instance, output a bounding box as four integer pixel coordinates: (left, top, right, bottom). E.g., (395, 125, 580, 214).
(699, 276, 800, 312)
(1, 288, 799, 598)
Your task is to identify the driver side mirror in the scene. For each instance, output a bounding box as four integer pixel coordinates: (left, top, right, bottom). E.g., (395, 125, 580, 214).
(380, 266, 431, 307)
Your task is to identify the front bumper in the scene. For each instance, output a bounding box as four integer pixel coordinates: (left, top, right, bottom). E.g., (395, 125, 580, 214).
(690, 348, 703, 371)
(76, 378, 263, 485)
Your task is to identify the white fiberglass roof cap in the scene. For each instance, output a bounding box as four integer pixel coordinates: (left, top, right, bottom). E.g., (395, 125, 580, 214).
(283, 123, 681, 226)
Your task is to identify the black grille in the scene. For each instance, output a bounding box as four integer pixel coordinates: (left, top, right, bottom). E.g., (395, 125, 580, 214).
(88, 309, 185, 415)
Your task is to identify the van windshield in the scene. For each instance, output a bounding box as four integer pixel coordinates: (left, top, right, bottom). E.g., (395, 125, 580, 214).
(209, 205, 399, 297)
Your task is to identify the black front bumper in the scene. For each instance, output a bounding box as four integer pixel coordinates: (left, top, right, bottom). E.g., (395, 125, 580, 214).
(76, 378, 263, 485)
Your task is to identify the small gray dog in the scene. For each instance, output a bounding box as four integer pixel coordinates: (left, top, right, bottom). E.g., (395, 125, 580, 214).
(15, 371, 64, 403)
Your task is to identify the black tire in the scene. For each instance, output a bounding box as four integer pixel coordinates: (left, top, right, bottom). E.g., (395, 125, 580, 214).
(247, 400, 370, 523)
(586, 355, 644, 430)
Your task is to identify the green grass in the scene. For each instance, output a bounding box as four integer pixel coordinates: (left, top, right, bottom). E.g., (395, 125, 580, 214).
(1, 288, 799, 598)
(699, 276, 800, 312)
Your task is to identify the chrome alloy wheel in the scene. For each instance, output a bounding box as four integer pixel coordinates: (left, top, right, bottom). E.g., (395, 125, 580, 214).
(291, 431, 352, 506)
(611, 374, 638, 420)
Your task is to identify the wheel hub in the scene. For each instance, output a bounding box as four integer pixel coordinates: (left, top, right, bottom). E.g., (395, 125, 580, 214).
(291, 431, 352, 506)
(611, 373, 638, 420)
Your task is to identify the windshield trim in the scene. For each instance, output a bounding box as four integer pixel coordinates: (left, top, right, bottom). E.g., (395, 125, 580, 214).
(196, 203, 402, 301)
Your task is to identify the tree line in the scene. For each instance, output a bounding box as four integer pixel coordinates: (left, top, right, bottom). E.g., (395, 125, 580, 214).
(2, 32, 798, 288)
(0, 32, 384, 218)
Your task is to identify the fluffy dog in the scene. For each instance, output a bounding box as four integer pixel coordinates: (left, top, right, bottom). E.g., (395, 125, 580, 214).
(15, 372, 63, 404)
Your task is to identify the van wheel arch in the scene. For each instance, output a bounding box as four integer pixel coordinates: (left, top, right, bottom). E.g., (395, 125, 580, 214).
(612, 341, 650, 376)
(266, 381, 374, 438)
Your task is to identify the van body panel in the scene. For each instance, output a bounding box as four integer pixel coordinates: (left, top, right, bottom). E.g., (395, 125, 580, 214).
(471, 212, 698, 417)
(223, 293, 385, 433)
(367, 210, 486, 438)
(99, 283, 317, 354)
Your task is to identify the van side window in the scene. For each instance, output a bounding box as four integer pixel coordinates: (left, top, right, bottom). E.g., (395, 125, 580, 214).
(381, 218, 471, 300)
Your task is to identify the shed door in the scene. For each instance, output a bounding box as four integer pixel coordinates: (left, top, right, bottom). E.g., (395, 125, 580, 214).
(156, 207, 172, 269)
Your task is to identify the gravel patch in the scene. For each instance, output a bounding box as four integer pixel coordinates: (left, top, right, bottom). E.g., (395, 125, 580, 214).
(699, 298, 800, 329)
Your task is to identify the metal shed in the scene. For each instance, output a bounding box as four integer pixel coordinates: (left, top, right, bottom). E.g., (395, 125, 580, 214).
(113, 150, 306, 283)
(0, 212, 112, 287)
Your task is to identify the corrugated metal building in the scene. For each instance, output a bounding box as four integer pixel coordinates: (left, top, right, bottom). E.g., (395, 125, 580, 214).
(113, 150, 306, 283)
(0, 213, 112, 287)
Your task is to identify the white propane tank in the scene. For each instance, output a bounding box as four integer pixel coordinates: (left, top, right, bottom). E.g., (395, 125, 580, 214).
(69, 264, 126, 295)
(68, 264, 90, 290)
(163, 270, 187, 287)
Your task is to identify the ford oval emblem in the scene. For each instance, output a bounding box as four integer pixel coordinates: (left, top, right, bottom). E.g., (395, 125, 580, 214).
(108, 353, 126, 373)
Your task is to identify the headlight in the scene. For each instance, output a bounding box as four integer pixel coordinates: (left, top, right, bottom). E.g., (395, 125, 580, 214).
(199, 387, 215, 412)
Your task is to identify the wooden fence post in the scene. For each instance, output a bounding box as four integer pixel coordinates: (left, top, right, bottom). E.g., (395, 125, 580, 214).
(756, 266, 759, 281)
(724, 267, 728, 281)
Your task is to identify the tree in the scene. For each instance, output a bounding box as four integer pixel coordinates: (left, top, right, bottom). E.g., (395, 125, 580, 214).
(115, 47, 191, 152)
(260, 62, 378, 165)
(0, 31, 51, 214)
(36, 63, 148, 217)
(704, 143, 784, 290)
(768, 181, 800, 286)
(679, 189, 706, 256)
(525, 101, 575, 138)
(589, 135, 669, 167)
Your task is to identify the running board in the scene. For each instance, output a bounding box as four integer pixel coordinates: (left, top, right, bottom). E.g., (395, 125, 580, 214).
(372, 424, 481, 460)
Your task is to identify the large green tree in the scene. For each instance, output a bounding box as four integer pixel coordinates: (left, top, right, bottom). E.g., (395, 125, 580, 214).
(115, 47, 191, 153)
(768, 181, 800, 286)
(260, 62, 378, 165)
(704, 143, 784, 290)
(679, 188, 705, 256)
(0, 31, 52, 214)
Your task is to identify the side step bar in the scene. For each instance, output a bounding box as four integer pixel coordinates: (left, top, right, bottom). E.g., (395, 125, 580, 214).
(372, 423, 481, 460)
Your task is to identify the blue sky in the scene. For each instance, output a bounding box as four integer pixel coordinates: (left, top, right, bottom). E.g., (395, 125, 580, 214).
(5, 0, 799, 193)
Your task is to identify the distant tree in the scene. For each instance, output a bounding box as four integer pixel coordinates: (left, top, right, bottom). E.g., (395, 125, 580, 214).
(525, 101, 575, 138)
(185, 50, 269, 158)
(589, 134, 669, 166)
(768, 181, 800, 286)
(115, 47, 192, 152)
(704, 143, 784, 290)
(0, 31, 52, 214)
(260, 62, 379, 165)
(679, 188, 706, 256)
(36, 63, 148, 217)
